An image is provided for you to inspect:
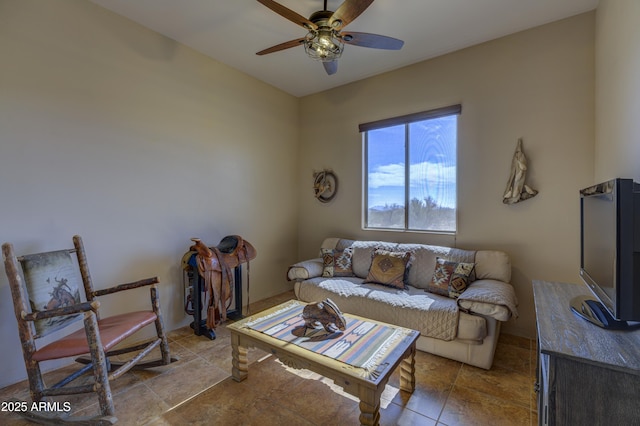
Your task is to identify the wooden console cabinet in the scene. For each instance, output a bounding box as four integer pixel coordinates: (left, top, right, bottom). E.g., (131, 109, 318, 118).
(532, 280, 640, 425)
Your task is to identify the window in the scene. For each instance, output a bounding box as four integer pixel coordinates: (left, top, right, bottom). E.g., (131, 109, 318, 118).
(361, 105, 460, 233)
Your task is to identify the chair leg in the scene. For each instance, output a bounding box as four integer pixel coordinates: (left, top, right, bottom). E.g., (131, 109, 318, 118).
(25, 359, 45, 404)
(84, 311, 115, 417)
(150, 286, 172, 365)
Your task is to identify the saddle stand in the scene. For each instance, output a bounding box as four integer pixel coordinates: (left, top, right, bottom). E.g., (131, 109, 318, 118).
(182, 236, 256, 340)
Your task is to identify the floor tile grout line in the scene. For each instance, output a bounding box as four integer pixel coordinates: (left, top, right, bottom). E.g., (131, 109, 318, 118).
(434, 361, 463, 424)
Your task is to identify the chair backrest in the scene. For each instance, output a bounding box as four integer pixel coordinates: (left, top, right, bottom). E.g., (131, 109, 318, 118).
(3, 237, 95, 340)
(20, 250, 85, 338)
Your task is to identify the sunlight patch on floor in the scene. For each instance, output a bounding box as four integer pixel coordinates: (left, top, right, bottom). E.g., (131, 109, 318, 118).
(259, 354, 401, 408)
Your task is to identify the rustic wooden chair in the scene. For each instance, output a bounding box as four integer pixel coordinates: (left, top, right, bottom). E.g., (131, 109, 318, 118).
(2, 235, 177, 424)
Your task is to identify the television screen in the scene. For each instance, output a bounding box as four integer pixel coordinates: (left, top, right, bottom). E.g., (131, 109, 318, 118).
(581, 185, 616, 307)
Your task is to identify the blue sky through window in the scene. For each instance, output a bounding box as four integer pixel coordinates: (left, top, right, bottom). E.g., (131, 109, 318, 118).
(367, 124, 405, 208)
(367, 116, 457, 210)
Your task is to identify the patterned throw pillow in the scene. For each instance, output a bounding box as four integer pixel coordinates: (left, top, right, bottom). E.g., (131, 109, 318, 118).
(365, 249, 412, 289)
(427, 257, 475, 299)
(321, 248, 354, 277)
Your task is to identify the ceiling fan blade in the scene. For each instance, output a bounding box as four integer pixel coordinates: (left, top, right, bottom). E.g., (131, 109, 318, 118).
(257, 0, 317, 30)
(341, 32, 404, 50)
(323, 61, 338, 75)
(329, 0, 375, 30)
(256, 38, 305, 55)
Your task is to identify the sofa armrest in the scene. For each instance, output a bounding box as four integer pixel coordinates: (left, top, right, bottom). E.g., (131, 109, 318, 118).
(287, 258, 324, 281)
(457, 279, 519, 321)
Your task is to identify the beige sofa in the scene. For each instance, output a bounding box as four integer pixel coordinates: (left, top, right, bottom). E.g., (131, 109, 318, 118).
(287, 238, 518, 370)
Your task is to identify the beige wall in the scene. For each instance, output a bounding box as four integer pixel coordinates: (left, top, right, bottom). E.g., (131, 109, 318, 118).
(0, 0, 299, 386)
(595, 0, 640, 182)
(298, 13, 596, 338)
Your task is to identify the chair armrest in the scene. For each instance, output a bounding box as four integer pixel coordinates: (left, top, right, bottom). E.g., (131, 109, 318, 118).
(92, 277, 159, 297)
(22, 301, 100, 322)
(287, 258, 324, 281)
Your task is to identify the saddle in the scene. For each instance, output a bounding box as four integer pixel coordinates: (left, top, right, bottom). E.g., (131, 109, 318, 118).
(189, 236, 256, 330)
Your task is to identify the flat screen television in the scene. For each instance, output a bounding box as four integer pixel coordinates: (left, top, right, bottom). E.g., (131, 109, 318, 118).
(573, 178, 640, 329)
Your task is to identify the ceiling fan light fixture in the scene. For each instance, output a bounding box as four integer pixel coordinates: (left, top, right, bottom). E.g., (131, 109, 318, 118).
(304, 29, 343, 62)
(256, 0, 404, 75)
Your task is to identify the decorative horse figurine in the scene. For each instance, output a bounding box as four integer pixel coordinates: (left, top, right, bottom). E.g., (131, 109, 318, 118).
(301, 298, 347, 334)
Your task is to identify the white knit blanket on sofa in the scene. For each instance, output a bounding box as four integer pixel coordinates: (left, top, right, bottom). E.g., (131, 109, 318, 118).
(296, 277, 460, 341)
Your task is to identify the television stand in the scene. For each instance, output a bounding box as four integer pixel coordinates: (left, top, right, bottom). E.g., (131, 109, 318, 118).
(533, 280, 640, 425)
(569, 295, 631, 330)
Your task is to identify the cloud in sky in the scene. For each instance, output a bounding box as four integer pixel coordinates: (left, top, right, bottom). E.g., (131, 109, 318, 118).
(368, 161, 456, 189)
(368, 163, 405, 188)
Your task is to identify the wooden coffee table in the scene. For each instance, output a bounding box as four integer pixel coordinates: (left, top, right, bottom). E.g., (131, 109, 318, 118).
(227, 300, 419, 426)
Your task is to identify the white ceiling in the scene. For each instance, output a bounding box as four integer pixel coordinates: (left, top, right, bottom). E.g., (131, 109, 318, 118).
(90, 0, 598, 97)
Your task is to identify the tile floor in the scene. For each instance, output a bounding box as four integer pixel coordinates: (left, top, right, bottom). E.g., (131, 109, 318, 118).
(0, 291, 538, 425)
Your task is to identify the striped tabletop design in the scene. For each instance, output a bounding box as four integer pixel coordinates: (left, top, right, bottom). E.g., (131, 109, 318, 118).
(245, 302, 407, 371)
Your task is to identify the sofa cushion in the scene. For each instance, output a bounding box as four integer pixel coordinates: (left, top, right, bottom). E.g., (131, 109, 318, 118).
(427, 257, 475, 299)
(396, 244, 476, 289)
(351, 241, 399, 278)
(365, 249, 411, 289)
(321, 248, 354, 277)
(474, 250, 511, 283)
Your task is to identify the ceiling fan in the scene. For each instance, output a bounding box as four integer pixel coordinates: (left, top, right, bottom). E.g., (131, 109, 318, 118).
(256, 0, 404, 75)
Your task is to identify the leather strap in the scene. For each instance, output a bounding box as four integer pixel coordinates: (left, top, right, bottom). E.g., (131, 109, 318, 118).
(242, 244, 251, 315)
